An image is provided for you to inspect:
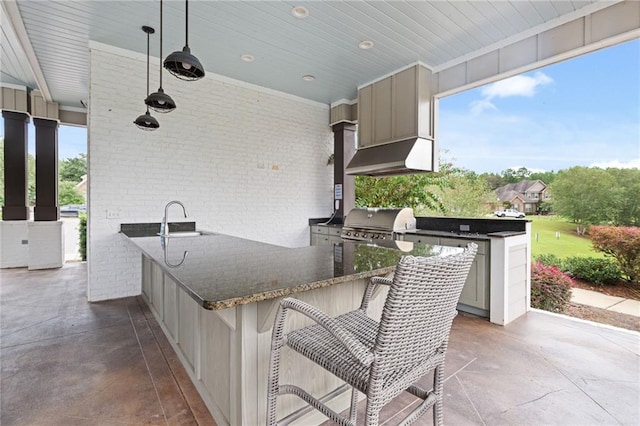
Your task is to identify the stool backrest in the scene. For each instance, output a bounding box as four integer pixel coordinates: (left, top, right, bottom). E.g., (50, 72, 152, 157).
(372, 243, 478, 376)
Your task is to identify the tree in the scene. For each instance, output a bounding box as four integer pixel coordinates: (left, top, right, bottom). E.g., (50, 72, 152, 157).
(529, 170, 557, 186)
(479, 172, 505, 190)
(421, 171, 494, 217)
(607, 168, 640, 226)
(58, 181, 85, 205)
(28, 154, 36, 206)
(355, 173, 449, 213)
(59, 153, 87, 183)
(501, 167, 532, 183)
(550, 167, 620, 233)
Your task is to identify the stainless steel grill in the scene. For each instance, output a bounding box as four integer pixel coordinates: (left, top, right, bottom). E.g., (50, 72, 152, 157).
(340, 208, 416, 242)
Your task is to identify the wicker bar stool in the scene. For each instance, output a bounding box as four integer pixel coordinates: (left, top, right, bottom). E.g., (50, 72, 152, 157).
(266, 242, 478, 426)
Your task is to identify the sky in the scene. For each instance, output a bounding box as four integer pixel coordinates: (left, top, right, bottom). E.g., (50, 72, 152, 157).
(438, 38, 640, 174)
(1, 39, 638, 171)
(0, 121, 86, 161)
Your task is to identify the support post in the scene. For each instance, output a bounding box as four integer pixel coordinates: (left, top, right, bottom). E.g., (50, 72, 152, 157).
(33, 118, 60, 221)
(332, 123, 356, 221)
(2, 111, 30, 220)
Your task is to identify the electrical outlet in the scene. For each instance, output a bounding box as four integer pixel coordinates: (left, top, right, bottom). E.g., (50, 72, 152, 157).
(106, 210, 120, 219)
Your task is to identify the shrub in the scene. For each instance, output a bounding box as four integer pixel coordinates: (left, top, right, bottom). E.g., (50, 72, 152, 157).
(590, 226, 640, 283)
(531, 262, 573, 313)
(535, 253, 563, 269)
(79, 213, 87, 261)
(562, 256, 621, 286)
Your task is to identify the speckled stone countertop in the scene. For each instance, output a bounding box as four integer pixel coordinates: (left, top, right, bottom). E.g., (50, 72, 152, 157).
(122, 231, 461, 310)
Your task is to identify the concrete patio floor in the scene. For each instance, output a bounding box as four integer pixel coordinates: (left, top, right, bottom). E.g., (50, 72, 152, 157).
(1, 263, 638, 425)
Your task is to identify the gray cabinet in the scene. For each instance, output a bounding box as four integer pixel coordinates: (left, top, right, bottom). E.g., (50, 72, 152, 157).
(402, 234, 489, 315)
(401, 233, 439, 245)
(439, 237, 489, 314)
(310, 224, 343, 246)
(357, 64, 433, 148)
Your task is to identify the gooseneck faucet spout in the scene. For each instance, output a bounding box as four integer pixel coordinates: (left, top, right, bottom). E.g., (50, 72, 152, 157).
(163, 200, 188, 236)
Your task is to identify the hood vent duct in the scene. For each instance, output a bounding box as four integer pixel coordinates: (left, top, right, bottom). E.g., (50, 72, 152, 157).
(345, 137, 437, 177)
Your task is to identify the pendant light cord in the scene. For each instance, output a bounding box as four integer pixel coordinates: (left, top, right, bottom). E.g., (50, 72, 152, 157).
(146, 30, 150, 112)
(185, 0, 189, 47)
(160, 0, 163, 88)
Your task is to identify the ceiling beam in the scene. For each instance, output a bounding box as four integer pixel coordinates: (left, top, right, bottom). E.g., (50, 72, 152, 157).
(2, 0, 52, 102)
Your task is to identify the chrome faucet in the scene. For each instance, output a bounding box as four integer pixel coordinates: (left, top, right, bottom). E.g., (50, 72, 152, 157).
(162, 200, 188, 237)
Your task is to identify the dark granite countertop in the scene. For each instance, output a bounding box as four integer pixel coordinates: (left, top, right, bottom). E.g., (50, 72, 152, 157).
(404, 229, 492, 240)
(403, 229, 526, 240)
(485, 231, 527, 238)
(122, 230, 460, 310)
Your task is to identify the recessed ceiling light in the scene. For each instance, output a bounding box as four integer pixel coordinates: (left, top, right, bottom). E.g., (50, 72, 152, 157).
(358, 40, 374, 50)
(240, 54, 255, 63)
(291, 6, 309, 19)
(302, 75, 315, 81)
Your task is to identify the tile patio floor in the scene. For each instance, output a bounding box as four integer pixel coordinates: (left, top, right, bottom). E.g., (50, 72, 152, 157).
(1, 263, 638, 425)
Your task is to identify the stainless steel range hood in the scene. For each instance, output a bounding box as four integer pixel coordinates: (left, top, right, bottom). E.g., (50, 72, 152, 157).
(345, 138, 438, 177)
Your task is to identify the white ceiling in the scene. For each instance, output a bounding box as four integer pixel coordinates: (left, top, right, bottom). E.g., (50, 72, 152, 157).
(0, 0, 625, 109)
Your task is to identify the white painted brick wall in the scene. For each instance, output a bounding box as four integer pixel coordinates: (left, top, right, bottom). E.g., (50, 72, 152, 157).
(88, 46, 333, 302)
(0, 221, 29, 268)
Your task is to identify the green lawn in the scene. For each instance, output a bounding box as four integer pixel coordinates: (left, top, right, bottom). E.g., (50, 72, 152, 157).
(529, 216, 603, 259)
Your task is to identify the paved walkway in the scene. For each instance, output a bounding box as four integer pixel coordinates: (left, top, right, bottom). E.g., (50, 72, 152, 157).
(572, 287, 640, 317)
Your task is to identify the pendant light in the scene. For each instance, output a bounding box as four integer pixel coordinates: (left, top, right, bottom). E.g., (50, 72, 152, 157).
(145, 0, 176, 113)
(164, 0, 205, 81)
(134, 26, 160, 131)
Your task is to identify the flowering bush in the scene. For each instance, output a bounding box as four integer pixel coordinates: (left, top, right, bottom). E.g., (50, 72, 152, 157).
(531, 262, 573, 313)
(590, 226, 640, 283)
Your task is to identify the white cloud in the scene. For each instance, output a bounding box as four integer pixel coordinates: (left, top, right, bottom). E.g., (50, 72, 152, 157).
(470, 99, 496, 115)
(481, 72, 553, 100)
(590, 158, 640, 169)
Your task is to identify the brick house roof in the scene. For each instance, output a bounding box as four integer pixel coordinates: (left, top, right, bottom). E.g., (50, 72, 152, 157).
(495, 180, 546, 203)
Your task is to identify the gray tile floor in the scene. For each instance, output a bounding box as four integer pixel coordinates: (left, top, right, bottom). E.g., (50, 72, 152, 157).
(1, 263, 214, 425)
(2, 263, 639, 425)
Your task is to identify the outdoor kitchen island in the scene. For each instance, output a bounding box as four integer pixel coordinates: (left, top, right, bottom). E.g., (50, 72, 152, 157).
(122, 229, 461, 426)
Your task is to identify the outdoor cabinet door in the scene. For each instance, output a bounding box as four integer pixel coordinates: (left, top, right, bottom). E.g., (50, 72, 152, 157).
(357, 84, 374, 147)
(373, 76, 393, 145)
(457, 253, 488, 310)
(439, 239, 489, 310)
(392, 65, 418, 141)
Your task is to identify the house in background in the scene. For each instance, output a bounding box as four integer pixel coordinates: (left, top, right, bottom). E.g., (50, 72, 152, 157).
(495, 180, 550, 215)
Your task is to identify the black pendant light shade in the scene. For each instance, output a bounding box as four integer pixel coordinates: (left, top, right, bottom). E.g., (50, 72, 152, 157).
(146, 87, 175, 113)
(146, 0, 176, 113)
(134, 111, 160, 130)
(164, 0, 205, 81)
(135, 25, 159, 131)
